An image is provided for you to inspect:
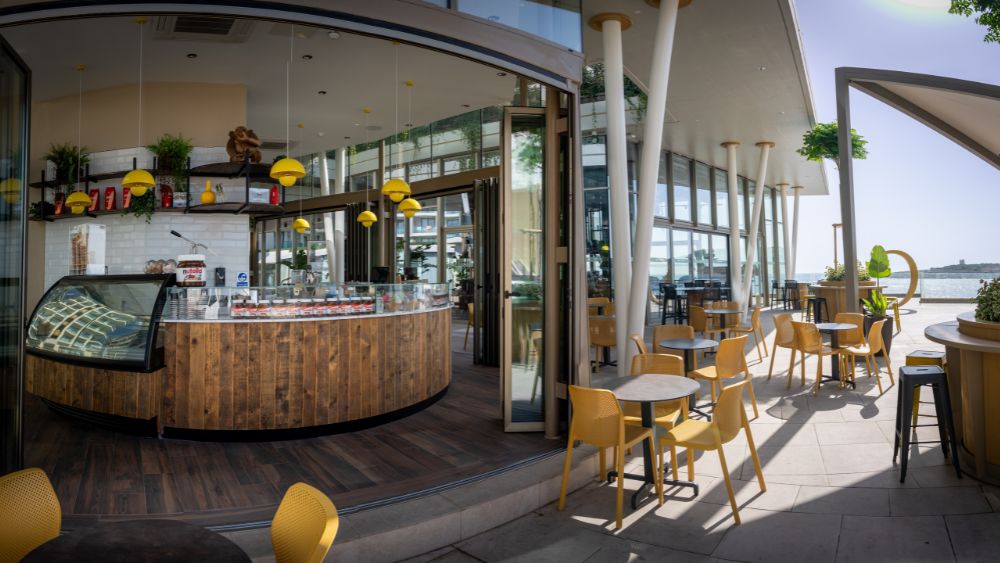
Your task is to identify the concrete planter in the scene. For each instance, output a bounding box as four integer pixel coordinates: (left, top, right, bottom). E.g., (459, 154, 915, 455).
(817, 280, 876, 288)
(957, 311, 1000, 342)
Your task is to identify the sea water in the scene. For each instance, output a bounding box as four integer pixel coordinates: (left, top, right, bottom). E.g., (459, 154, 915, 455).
(794, 272, 998, 299)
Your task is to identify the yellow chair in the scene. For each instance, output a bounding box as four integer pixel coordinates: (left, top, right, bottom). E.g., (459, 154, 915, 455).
(905, 350, 946, 427)
(630, 334, 648, 354)
(588, 296, 614, 317)
(651, 324, 699, 370)
(799, 283, 816, 319)
(729, 307, 767, 362)
(628, 353, 686, 479)
(0, 467, 61, 563)
(689, 305, 726, 343)
(791, 321, 846, 396)
(885, 296, 901, 332)
(658, 381, 765, 525)
(767, 312, 798, 383)
(840, 319, 894, 394)
(463, 303, 474, 351)
(558, 385, 663, 529)
(589, 316, 616, 369)
(834, 312, 865, 348)
(689, 335, 759, 418)
(272, 482, 339, 563)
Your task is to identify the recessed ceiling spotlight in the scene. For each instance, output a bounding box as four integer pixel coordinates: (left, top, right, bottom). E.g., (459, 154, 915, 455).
(317, 132, 325, 137)
(186, 53, 198, 59)
(758, 65, 767, 71)
(353, 122, 360, 127)
(344, 136, 351, 140)
(302, 54, 313, 60)
(318, 90, 327, 95)
(404, 123, 413, 127)
(461, 104, 471, 108)
(328, 31, 341, 40)
(296, 32, 307, 39)
(497, 71, 507, 77)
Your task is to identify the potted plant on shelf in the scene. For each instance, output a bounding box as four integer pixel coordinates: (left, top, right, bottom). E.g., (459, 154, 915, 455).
(958, 277, 1000, 342)
(819, 262, 873, 286)
(147, 133, 193, 208)
(44, 143, 89, 202)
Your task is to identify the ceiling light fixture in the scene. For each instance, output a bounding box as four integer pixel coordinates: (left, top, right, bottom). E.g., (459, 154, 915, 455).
(497, 71, 507, 76)
(758, 65, 767, 71)
(380, 42, 411, 204)
(356, 107, 377, 230)
(398, 79, 421, 218)
(328, 31, 340, 40)
(186, 53, 198, 59)
(270, 26, 306, 189)
(318, 90, 327, 95)
(122, 17, 155, 198)
(301, 54, 313, 60)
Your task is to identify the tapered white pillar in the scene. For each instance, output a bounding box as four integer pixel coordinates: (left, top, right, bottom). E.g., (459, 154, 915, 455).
(722, 141, 741, 303)
(334, 147, 347, 284)
(591, 12, 633, 377)
(319, 152, 336, 281)
(791, 185, 803, 279)
(778, 183, 792, 280)
(626, 0, 681, 365)
(740, 141, 773, 312)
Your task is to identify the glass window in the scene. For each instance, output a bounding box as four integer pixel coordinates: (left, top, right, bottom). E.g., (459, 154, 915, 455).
(456, 0, 582, 52)
(738, 179, 746, 231)
(671, 154, 691, 222)
(654, 153, 668, 218)
(715, 169, 729, 229)
(583, 136, 607, 189)
(709, 234, 728, 283)
(764, 188, 773, 221)
(672, 229, 691, 285)
(692, 232, 710, 281)
(585, 189, 611, 297)
(651, 226, 670, 283)
(695, 162, 711, 226)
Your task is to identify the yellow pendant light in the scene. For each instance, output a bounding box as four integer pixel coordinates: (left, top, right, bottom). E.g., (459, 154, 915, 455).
(292, 217, 310, 234)
(66, 190, 91, 214)
(127, 18, 155, 197)
(357, 209, 377, 228)
(381, 43, 411, 204)
(382, 178, 410, 203)
(398, 197, 421, 218)
(270, 27, 305, 189)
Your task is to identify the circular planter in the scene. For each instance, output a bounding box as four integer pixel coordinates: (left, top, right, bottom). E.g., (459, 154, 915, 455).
(817, 280, 876, 287)
(957, 311, 1000, 342)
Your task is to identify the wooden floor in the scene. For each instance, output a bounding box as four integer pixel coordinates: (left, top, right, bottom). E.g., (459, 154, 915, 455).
(23, 320, 559, 526)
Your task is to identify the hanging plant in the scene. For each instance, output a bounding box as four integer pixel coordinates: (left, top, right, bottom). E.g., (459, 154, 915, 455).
(797, 121, 868, 164)
(43, 143, 89, 185)
(121, 191, 156, 223)
(147, 133, 193, 192)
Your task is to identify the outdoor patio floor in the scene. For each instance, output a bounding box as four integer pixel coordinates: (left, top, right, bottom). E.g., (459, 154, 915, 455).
(412, 302, 1000, 563)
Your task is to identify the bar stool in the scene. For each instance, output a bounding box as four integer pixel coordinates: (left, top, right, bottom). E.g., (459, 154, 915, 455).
(893, 365, 960, 483)
(803, 295, 829, 323)
(906, 350, 946, 427)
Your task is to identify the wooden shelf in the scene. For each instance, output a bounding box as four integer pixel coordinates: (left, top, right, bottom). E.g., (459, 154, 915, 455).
(189, 161, 273, 182)
(186, 202, 284, 216)
(31, 207, 188, 222)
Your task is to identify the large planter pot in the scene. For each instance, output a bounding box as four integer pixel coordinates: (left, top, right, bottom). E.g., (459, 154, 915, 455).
(864, 313, 894, 357)
(957, 311, 1000, 342)
(817, 280, 876, 287)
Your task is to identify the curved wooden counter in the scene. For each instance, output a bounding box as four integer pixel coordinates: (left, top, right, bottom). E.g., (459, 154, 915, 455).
(809, 282, 877, 320)
(925, 313, 1000, 484)
(27, 307, 451, 437)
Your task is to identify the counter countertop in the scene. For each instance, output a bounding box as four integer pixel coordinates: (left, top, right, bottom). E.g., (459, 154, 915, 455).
(159, 305, 449, 323)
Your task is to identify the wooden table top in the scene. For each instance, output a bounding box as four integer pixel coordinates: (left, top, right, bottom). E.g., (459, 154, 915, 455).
(597, 374, 700, 403)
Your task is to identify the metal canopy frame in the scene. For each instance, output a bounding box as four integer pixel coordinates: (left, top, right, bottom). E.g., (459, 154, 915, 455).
(835, 67, 1000, 310)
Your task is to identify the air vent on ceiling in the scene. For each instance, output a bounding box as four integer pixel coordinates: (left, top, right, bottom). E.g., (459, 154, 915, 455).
(153, 16, 255, 43)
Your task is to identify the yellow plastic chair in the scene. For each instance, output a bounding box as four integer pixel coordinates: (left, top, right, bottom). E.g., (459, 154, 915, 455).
(463, 303, 474, 351)
(767, 312, 798, 383)
(558, 385, 663, 529)
(272, 482, 339, 563)
(729, 307, 767, 362)
(588, 296, 614, 317)
(689, 305, 725, 343)
(885, 296, 902, 332)
(652, 324, 700, 370)
(0, 467, 61, 563)
(630, 334, 648, 354)
(791, 321, 846, 396)
(658, 381, 765, 525)
(689, 335, 759, 418)
(905, 351, 946, 427)
(840, 319, 894, 394)
(628, 353, 686, 479)
(834, 312, 865, 348)
(589, 316, 616, 369)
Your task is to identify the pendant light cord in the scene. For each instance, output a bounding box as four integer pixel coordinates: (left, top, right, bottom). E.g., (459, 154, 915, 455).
(394, 43, 400, 178)
(137, 18, 143, 155)
(287, 28, 292, 158)
(77, 65, 83, 187)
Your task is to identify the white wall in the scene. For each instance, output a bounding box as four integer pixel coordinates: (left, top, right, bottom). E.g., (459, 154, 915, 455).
(43, 213, 250, 291)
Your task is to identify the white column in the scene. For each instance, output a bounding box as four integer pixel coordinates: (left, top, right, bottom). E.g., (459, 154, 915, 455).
(722, 141, 741, 303)
(593, 13, 633, 377)
(791, 185, 803, 278)
(626, 0, 681, 365)
(740, 141, 772, 313)
(319, 152, 336, 281)
(778, 183, 792, 280)
(333, 147, 347, 284)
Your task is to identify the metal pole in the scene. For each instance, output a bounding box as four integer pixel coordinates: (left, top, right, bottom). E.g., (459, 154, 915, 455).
(779, 183, 792, 280)
(626, 0, 680, 368)
(722, 141, 741, 301)
(836, 68, 860, 312)
(740, 141, 772, 313)
(791, 185, 802, 277)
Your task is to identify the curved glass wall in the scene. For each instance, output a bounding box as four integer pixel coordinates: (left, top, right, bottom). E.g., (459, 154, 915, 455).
(455, 0, 582, 51)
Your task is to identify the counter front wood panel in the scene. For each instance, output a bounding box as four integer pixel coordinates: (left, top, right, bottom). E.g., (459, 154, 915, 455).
(161, 309, 452, 431)
(25, 355, 161, 420)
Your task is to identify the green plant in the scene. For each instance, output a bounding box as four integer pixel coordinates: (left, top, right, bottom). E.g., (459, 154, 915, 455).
(862, 289, 889, 317)
(29, 201, 53, 220)
(950, 0, 1000, 43)
(121, 191, 156, 223)
(147, 133, 193, 191)
(43, 143, 89, 184)
(867, 245, 892, 288)
(824, 261, 872, 282)
(281, 249, 309, 271)
(975, 277, 1000, 322)
(797, 121, 868, 164)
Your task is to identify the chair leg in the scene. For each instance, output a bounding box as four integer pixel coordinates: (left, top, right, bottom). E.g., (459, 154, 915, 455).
(649, 435, 664, 506)
(871, 353, 884, 394)
(911, 387, 921, 428)
(599, 447, 606, 481)
(670, 445, 679, 481)
(814, 354, 823, 396)
(745, 422, 767, 492)
(745, 375, 759, 418)
(558, 435, 575, 511)
(716, 440, 740, 525)
(885, 354, 894, 383)
(768, 343, 778, 379)
(800, 351, 807, 386)
(615, 445, 626, 529)
(687, 448, 695, 481)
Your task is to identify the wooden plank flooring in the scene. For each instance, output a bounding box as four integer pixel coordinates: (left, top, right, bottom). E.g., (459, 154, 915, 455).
(23, 320, 559, 524)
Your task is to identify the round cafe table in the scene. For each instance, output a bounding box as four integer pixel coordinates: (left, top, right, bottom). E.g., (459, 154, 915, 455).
(703, 308, 738, 336)
(816, 322, 857, 388)
(598, 374, 701, 509)
(23, 519, 251, 563)
(658, 337, 718, 419)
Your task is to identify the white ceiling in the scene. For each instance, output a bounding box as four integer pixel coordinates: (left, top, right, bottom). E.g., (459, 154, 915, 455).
(1, 16, 516, 155)
(583, 0, 828, 195)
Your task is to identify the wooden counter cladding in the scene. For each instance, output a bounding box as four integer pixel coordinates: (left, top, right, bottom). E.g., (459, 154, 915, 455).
(27, 308, 452, 435)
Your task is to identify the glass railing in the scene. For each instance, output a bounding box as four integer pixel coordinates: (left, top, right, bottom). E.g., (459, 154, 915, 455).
(163, 283, 450, 321)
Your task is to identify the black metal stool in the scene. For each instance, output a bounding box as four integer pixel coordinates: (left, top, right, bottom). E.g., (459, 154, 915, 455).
(893, 365, 961, 483)
(805, 296, 830, 323)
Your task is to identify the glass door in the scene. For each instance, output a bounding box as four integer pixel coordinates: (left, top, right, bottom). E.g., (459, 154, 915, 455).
(502, 109, 546, 431)
(0, 37, 29, 473)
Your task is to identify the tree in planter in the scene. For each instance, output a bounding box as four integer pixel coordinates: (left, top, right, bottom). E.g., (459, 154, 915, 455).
(147, 133, 193, 193)
(796, 121, 868, 164)
(950, 0, 1000, 43)
(975, 277, 1000, 322)
(866, 245, 892, 289)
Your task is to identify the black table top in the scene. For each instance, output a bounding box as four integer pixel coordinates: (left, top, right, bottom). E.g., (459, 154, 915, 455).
(816, 322, 856, 332)
(597, 374, 700, 403)
(658, 338, 718, 351)
(24, 519, 251, 563)
(703, 308, 737, 315)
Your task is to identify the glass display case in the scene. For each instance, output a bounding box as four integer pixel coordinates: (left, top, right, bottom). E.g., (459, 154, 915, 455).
(163, 283, 451, 321)
(26, 274, 174, 372)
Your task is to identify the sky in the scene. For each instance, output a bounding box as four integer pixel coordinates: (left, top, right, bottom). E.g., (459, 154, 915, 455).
(792, 0, 999, 274)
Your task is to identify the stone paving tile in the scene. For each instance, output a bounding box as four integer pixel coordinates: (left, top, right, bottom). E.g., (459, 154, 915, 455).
(742, 445, 825, 476)
(792, 484, 890, 516)
(826, 469, 918, 489)
(814, 421, 887, 445)
(581, 537, 716, 563)
(711, 508, 841, 563)
(907, 464, 972, 488)
(729, 422, 818, 447)
(889, 487, 992, 516)
(616, 496, 738, 555)
(945, 513, 1000, 563)
(697, 477, 796, 513)
(456, 511, 610, 563)
(400, 547, 480, 563)
(836, 515, 955, 563)
(820, 443, 896, 474)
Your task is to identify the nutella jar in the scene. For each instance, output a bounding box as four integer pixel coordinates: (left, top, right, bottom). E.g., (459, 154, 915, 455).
(177, 254, 207, 287)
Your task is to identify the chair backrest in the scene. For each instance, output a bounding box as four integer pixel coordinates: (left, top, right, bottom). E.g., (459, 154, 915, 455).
(630, 353, 684, 376)
(703, 287, 721, 301)
(652, 324, 695, 352)
(689, 305, 707, 331)
(467, 302, 474, 323)
(716, 335, 749, 378)
(750, 307, 762, 329)
(791, 321, 822, 353)
(662, 285, 678, 299)
(588, 297, 611, 316)
(773, 313, 796, 347)
(834, 312, 864, 346)
(630, 334, 648, 354)
(589, 316, 616, 348)
(714, 381, 749, 443)
(0, 468, 61, 563)
(272, 482, 339, 563)
(568, 385, 623, 448)
(648, 288, 661, 306)
(867, 319, 887, 353)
